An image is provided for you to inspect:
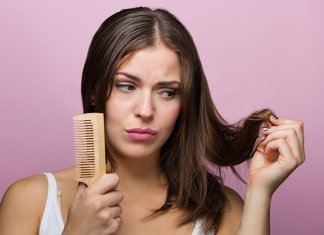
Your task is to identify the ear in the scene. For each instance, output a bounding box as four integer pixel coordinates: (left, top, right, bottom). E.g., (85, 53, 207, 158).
(90, 95, 96, 106)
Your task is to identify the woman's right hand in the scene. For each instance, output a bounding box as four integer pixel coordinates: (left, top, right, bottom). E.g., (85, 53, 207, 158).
(62, 173, 123, 235)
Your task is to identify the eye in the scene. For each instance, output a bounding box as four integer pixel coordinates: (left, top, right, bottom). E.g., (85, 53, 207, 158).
(115, 83, 136, 92)
(159, 89, 178, 99)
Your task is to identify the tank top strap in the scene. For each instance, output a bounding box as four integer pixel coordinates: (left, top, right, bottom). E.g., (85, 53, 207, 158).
(43, 173, 57, 198)
(191, 218, 214, 235)
(39, 172, 64, 235)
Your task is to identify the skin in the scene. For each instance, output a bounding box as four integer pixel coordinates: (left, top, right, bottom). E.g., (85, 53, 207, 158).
(0, 44, 305, 235)
(239, 117, 305, 235)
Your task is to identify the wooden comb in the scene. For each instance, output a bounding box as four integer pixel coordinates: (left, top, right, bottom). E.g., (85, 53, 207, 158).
(73, 113, 106, 186)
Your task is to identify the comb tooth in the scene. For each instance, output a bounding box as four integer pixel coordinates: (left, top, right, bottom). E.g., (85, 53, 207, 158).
(73, 113, 106, 186)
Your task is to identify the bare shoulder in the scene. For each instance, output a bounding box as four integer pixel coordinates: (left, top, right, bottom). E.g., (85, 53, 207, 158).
(222, 185, 244, 211)
(0, 174, 48, 234)
(1, 173, 48, 209)
(54, 166, 76, 184)
(53, 166, 77, 198)
(216, 186, 243, 235)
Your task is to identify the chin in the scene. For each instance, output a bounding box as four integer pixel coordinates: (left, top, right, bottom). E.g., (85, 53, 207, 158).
(107, 139, 162, 160)
(117, 146, 160, 160)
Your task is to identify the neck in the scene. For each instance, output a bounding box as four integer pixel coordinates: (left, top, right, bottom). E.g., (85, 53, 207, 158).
(107, 153, 167, 192)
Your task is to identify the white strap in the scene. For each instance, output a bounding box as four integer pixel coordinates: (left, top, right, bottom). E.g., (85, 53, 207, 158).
(191, 219, 214, 235)
(39, 173, 64, 234)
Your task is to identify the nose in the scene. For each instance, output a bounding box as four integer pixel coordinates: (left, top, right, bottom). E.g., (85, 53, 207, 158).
(135, 90, 154, 121)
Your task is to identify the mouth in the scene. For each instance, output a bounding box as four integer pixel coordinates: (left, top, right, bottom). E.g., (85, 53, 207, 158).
(125, 128, 157, 141)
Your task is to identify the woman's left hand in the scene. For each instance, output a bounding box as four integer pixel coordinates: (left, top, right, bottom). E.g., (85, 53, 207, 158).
(248, 116, 305, 195)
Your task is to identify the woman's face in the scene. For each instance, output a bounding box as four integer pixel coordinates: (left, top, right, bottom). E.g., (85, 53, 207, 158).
(105, 44, 181, 161)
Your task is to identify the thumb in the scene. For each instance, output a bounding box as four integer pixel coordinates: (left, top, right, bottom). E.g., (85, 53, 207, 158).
(264, 143, 279, 162)
(75, 182, 88, 197)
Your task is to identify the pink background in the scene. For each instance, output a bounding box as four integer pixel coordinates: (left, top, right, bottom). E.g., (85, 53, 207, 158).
(0, 1, 323, 234)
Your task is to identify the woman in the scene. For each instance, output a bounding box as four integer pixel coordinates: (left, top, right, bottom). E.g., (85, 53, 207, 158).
(0, 7, 305, 235)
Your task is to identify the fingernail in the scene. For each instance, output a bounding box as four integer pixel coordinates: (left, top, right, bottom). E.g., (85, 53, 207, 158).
(271, 114, 279, 120)
(262, 127, 270, 131)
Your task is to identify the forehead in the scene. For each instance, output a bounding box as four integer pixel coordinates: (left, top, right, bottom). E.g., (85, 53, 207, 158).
(116, 44, 181, 82)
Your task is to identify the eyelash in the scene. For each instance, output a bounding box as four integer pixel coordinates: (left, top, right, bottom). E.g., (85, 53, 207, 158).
(114, 82, 178, 100)
(159, 90, 178, 99)
(115, 83, 135, 92)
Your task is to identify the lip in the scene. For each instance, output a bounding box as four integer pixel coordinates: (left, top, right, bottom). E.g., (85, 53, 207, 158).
(125, 128, 157, 141)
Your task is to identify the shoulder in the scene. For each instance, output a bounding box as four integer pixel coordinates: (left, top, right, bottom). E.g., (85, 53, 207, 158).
(216, 185, 243, 235)
(222, 185, 244, 211)
(53, 166, 75, 184)
(1, 173, 48, 208)
(0, 174, 48, 234)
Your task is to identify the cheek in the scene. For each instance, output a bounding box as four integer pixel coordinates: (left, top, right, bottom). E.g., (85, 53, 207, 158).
(105, 97, 125, 121)
(105, 100, 121, 135)
(162, 104, 181, 129)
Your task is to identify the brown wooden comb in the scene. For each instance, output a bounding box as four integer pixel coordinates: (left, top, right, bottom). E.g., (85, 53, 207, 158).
(73, 113, 106, 186)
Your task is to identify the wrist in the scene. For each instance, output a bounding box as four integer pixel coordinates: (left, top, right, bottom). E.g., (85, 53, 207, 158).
(246, 180, 276, 197)
(240, 186, 272, 235)
(244, 186, 272, 205)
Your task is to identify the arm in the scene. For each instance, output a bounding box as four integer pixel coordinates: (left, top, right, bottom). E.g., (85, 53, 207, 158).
(239, 187, 271, 235)
(238, 116, 305, 235)
(0, 175, 47, 235)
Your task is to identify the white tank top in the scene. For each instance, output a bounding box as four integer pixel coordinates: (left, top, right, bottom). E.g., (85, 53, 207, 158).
(39, 173, 64, 235)
(39, 173, 213, 235)
(191, 219, 214, 235)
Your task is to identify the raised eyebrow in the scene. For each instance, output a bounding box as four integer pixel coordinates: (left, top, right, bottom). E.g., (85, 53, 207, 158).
(116, 72, 180, 86)
(115, 72, 140, 82)
(157, 81, 180, 86)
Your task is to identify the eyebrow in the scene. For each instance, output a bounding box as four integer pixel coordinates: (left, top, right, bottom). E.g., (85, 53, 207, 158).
(115, 72, 180, 86)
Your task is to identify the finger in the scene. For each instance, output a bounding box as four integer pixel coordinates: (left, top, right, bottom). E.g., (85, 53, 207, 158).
(262, 125, 303, 145)
(100, 205, 122, 219)
(88, 173, 120, 195)
(262, 122, 304, 147)
(261, 124, 305, 162)
(75, 182, 88, 197)
(109, 205, 122, 218)
(92, 190, 123, 212)
(261, 128, 303, 164)
(114, 216, 122, 225)
(101, 190, 123, 207)
(104, 216, 122, 234)
(269, 116, 304, 134)
(264, 139, 299, 170)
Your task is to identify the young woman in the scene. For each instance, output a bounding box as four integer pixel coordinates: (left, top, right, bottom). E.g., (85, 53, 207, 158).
(0, 7, 305, 235)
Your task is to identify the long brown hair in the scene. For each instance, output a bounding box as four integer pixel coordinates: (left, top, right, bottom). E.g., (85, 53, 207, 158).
(81, 7, 274, 233)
